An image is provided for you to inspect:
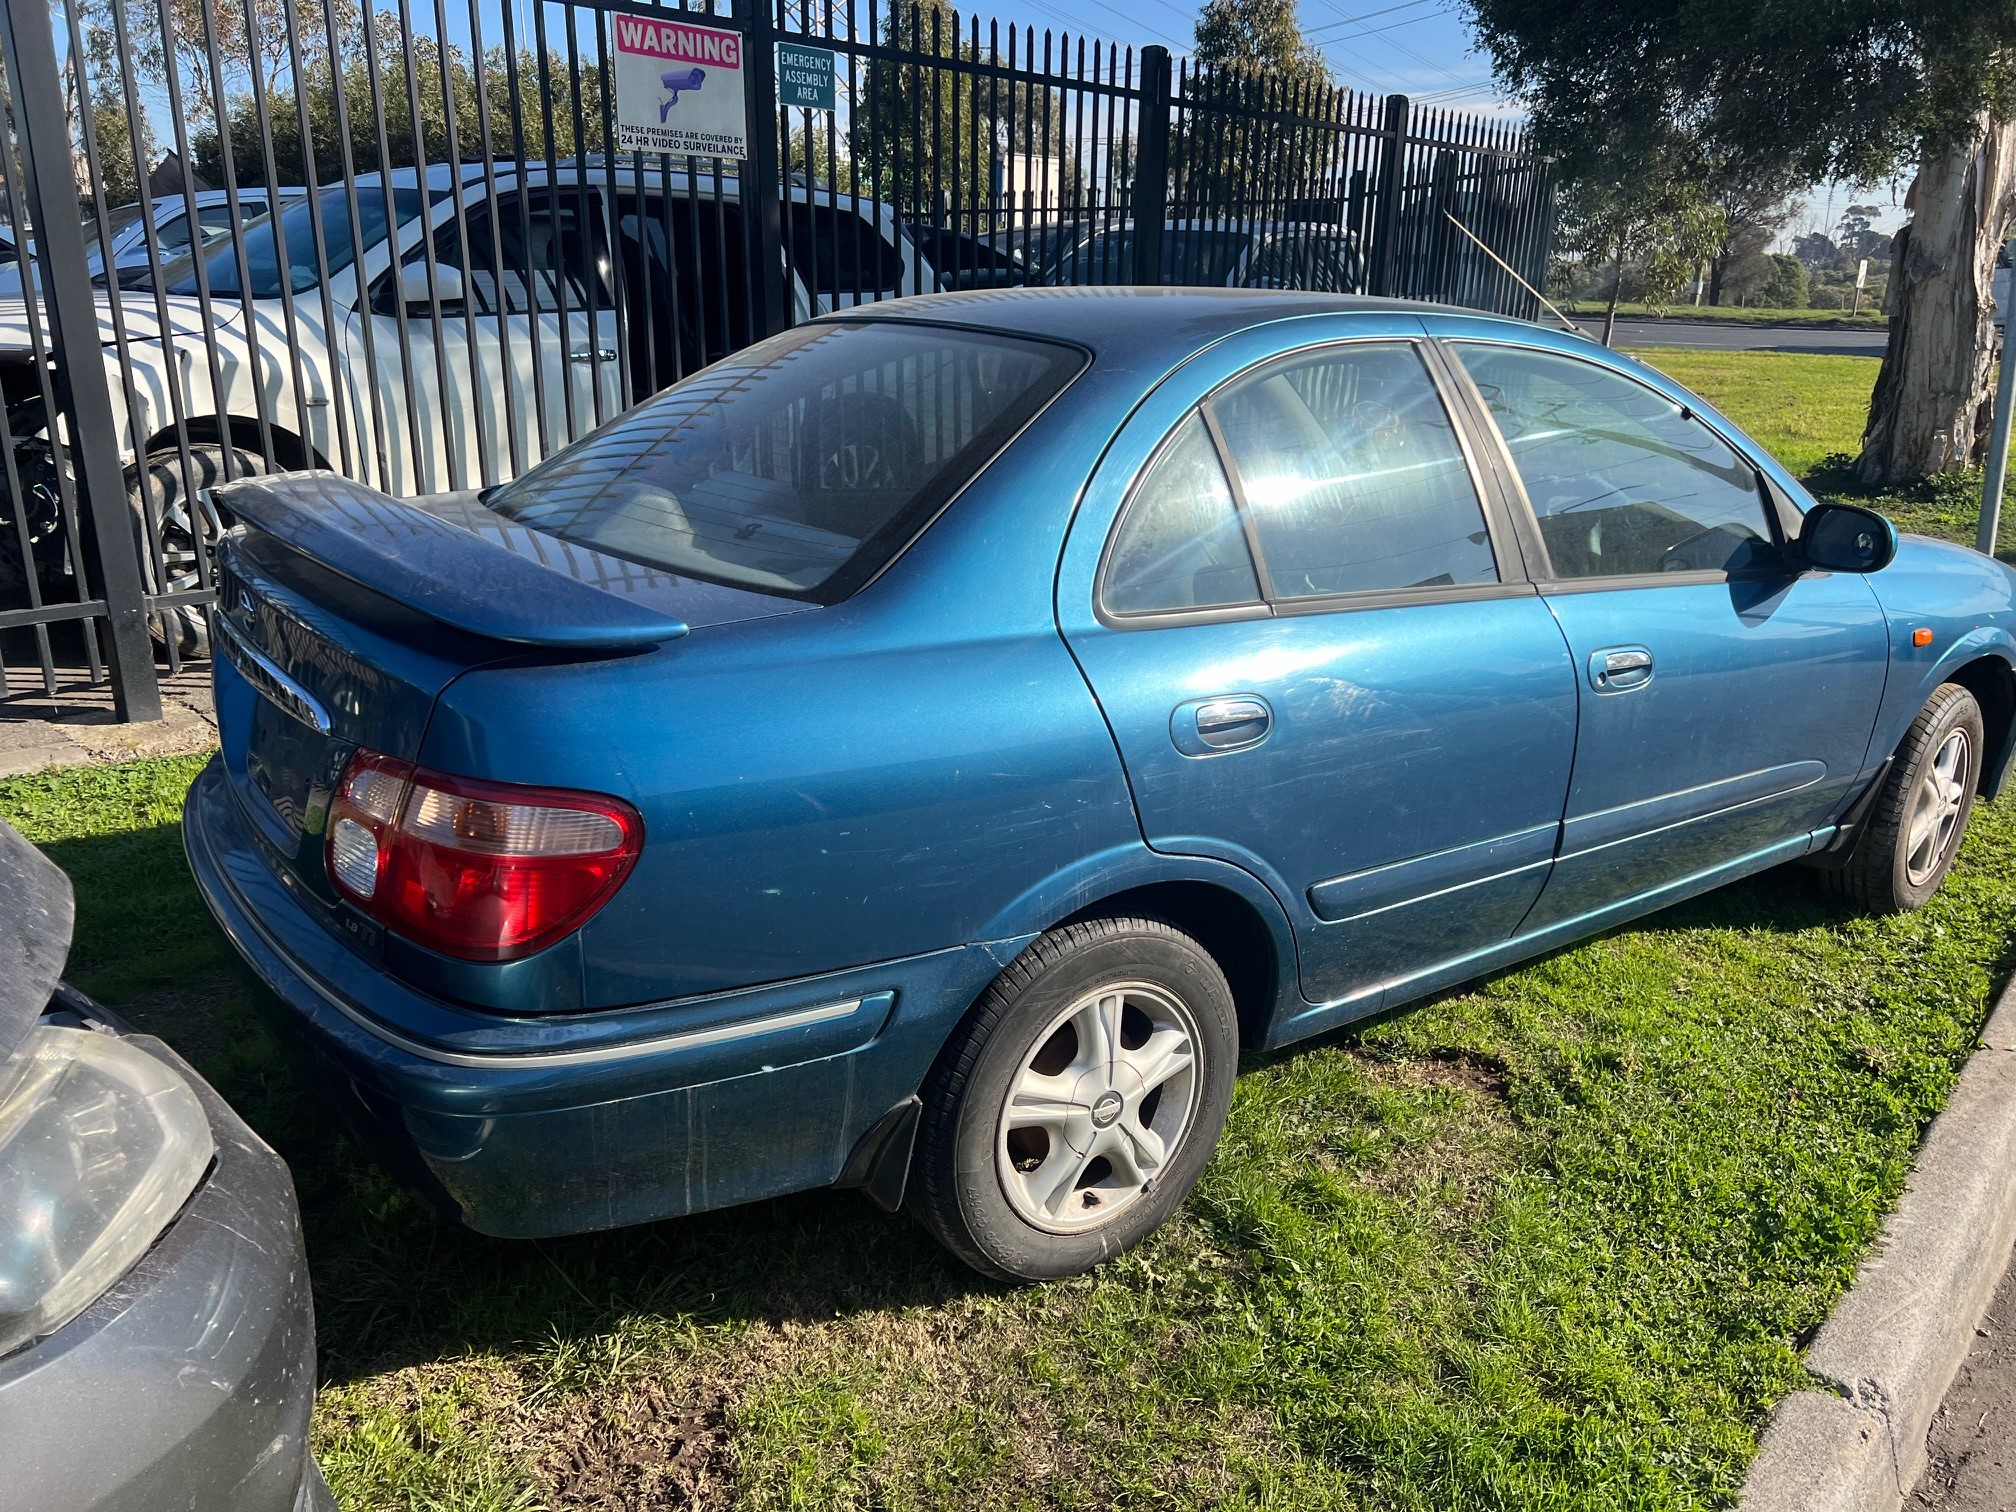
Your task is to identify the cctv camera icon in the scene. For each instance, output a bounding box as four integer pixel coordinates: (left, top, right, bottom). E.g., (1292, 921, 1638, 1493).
(660, 67, 705, 119)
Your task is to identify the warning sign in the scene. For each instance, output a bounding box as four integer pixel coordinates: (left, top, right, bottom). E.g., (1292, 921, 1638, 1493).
(612, 14, 748, 159)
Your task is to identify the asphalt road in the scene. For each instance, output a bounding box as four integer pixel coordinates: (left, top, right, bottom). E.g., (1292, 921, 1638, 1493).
(1568, 316, 1889, 356)
(1914, 1247, 2016, 1510)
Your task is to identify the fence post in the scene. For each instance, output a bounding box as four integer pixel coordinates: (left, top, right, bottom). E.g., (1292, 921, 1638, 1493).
(1130, 45, 1172, 287)
(743, 0, 790, 341)
(0, 0, 161, 721)
(1368, 92, 1409, 298)
(1529, 162, 1558, 323)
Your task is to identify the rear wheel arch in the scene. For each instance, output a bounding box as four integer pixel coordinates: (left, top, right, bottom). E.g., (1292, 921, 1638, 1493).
(1035, 879, 1285, 1053)
(140, 416, 324, 475)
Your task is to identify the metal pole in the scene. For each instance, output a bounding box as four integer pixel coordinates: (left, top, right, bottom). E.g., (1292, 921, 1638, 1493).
(1368, 93, 1409, 297)
(1979, 237, 2016, 558)
(1129, 45, 1171, 287)
(744, 0, 790, 340)
(0, 0, 161, 720)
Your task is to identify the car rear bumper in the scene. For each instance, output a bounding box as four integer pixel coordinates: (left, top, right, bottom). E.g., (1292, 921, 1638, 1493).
(183, 756, 1024, 1237)
(0, 1019, 327, 1512)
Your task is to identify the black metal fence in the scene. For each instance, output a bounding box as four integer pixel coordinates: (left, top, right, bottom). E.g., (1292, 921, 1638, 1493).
(0, 0, 1554, 722)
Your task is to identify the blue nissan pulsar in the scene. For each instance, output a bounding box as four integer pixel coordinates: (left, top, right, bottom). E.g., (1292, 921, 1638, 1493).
(186, 290, 2016, 1280)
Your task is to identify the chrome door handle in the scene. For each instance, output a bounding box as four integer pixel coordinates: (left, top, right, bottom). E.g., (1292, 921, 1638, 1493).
(1177, 695, 1273, 754)
(568, 347, 616, 363)
(1589, 646, 1653, 693)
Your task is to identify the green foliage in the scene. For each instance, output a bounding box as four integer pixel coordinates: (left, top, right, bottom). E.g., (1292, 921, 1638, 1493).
(1173, 0, 1334, 215)
(848, 0, 1077, 218)
(1464, 0, 2016, 188)
(1555, 162, 1724, 312)
(191, 22, 603, 189)
(1762, 254, 1809, 310)
(1190, 0, 1326, 83)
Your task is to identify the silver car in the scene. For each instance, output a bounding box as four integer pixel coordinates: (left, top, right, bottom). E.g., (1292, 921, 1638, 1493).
(0, 818, 330, 1512)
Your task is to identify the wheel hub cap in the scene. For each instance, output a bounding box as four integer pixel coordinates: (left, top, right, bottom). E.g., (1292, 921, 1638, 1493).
(995, 982, 1203, 1234)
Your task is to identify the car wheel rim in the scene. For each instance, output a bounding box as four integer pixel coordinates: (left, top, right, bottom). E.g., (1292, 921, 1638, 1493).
(995, 980, 1202, 1235)
(156, 499, 203, 594)
(1905, 727, 1972, 887)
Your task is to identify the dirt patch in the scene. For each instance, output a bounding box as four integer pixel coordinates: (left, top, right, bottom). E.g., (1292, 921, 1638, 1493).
(533, 1380, 735, 1511)
(1364, 1049, 1509, 1099)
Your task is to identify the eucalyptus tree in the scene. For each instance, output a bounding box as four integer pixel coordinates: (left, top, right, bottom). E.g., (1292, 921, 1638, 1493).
(1464, 0, 2016, 485)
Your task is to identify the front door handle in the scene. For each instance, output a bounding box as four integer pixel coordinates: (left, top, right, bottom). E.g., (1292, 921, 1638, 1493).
(1173, 694, 1273, 755)
(1589, 646, 1653, 693)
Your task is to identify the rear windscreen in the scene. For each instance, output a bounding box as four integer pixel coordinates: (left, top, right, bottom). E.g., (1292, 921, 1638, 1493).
(485, 320, 1084, 602)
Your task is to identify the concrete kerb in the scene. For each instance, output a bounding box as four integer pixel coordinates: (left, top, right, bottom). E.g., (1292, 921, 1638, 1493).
(1740, 976, 2016, 1511)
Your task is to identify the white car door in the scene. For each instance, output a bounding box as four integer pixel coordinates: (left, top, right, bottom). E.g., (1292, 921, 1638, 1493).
(345, 186, 622, 495)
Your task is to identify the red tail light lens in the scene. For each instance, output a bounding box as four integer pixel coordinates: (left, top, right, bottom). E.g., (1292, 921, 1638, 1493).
(327, 750, 643, 962)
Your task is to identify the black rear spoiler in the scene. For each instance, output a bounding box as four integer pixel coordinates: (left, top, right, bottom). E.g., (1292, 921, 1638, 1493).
(210, 471, 690, 650)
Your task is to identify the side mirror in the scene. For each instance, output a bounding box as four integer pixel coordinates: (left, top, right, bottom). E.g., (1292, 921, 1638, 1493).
(1799, 502, 1896, 574)
(395, 262, 464, 311)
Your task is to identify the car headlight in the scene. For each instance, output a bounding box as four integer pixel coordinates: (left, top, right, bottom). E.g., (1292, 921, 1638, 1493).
(0, 1025, 214, 1356)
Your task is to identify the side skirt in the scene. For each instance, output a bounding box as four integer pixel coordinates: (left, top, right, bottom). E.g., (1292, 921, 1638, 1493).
(1266, 828, 1821, 1051)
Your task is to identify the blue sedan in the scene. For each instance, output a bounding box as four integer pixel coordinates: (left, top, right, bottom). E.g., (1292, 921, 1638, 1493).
(185, 290, 2016, 1280)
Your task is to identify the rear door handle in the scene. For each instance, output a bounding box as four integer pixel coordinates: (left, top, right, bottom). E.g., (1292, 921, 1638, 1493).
(1173, 694, 1273, 755)
(1589, 646, 1653, 693)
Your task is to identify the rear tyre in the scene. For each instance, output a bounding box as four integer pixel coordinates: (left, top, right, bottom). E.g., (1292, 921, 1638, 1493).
(128, 442, 262, 661)
(1826, 682, 1983, 913)
(910, 916, 1239, 1282)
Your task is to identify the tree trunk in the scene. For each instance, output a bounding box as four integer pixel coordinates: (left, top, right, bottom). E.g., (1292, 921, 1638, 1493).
(1708, 252, 1726, 307)
(1856, 114, 2016, 487)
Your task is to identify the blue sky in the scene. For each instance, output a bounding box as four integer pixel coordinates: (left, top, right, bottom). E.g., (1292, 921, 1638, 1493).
(985, 0, 1509, 112)
(960, 0, 1909, 240)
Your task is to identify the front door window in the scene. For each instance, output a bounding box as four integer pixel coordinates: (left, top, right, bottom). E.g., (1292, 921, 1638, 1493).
(1452, 343, 1777, 578)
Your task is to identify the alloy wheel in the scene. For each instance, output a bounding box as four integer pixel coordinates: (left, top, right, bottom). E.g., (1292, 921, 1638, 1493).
(1905, 727, 1972, 886)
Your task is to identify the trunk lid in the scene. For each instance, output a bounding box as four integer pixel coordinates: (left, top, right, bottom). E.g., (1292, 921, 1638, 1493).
(209, 472, 808, 918)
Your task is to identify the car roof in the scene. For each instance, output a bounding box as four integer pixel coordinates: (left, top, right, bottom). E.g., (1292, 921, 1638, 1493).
(847, 287, 1568, 368)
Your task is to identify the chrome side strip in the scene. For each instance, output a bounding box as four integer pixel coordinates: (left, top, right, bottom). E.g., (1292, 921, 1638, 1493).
(216, 615, 333, 735)
(331, 994, 867, 1070)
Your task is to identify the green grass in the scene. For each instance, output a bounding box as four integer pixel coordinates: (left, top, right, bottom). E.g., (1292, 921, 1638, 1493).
(1625, 347, 1881, 480)
(1564, 299, 1887, 328)
(5, 348, 2013, 1509)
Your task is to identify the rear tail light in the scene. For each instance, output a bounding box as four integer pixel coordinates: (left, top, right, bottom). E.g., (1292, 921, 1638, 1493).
(327, 750, 643, 962)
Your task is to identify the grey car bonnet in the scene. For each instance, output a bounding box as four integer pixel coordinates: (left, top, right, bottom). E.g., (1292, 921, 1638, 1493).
(0, 817, 71, 1065)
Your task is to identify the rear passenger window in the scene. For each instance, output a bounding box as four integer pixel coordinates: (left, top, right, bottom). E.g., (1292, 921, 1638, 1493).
(1453, 343, 1776, 578)
(1104, 415, 1262, 615)
(1211, 342, 1497, 597)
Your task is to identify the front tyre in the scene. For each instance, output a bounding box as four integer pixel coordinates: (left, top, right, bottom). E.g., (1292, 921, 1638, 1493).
(910, 917, 1239, 1282)
(1828, 682, 1984, 913)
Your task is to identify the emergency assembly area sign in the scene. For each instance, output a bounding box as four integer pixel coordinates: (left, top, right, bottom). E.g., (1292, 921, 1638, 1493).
(612, 14, 748, 159)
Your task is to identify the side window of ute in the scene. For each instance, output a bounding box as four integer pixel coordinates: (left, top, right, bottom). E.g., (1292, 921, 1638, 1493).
(1211, 341, 1498, 597)
(1104, 413, 1262, 615)
(1452, 342, 1777, 578)
(378, 190, 612, 317)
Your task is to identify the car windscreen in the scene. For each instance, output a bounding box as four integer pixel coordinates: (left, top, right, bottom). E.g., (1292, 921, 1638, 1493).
(484, 320, 1085, 603)
(160, 185, 442, 298)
